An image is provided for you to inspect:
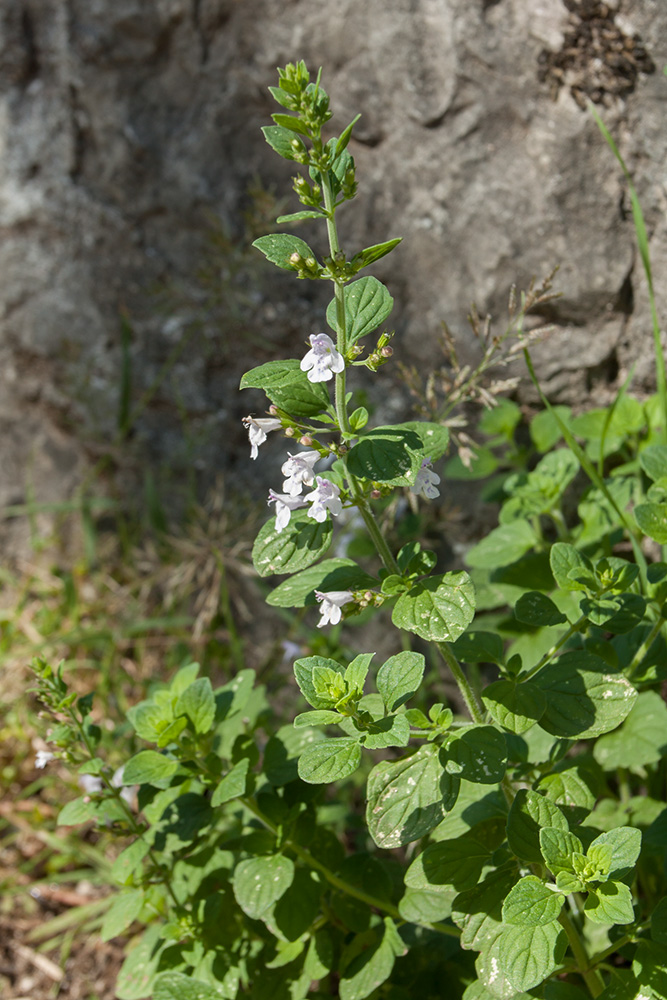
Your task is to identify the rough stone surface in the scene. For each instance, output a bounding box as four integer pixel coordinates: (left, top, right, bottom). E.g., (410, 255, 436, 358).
(0, 0, 665, 550)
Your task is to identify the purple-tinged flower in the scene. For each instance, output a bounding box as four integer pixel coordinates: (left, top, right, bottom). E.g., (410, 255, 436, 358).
(315, 590, 354, 627)
(300, 333, 345, 383)
(268, 490, 308, 532)
(281, 450, 320, 496)
(243, 415, 282, 460)
(306, 477, 343, 522)
(410, 458, 441, 500)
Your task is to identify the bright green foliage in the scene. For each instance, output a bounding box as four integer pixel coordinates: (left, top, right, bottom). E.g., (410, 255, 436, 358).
(30, 61, 667, 1000)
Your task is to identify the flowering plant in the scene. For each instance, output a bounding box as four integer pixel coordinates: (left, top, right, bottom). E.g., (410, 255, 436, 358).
(33, 62, 667, 1000)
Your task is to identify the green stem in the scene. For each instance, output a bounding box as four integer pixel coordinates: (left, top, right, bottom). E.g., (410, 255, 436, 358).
(522, 614, 587, 681)
(626, 613, 664, 680)
(240, 797, 459, 939)
(558, 908, 605, 998)
(321, 166, 351, 435)
(437, 642, 485, 724)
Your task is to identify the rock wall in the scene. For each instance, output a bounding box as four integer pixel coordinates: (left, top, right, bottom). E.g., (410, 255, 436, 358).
(0, 0, 665, 549)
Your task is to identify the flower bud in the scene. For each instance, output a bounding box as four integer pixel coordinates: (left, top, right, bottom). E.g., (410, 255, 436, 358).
(381, 346, 393, 358)
(290, 138, 303, 151)
(370, 489, 382, 500)
(269, 404, 279, 416)
(363, 591, 373, 602)
(289, 252, 302, 266)
(305, 257, 317, 270)
(285, 426, 295, 437)
(299, 435, 313, 446)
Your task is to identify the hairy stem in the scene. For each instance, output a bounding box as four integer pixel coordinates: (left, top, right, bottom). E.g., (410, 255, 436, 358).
(437, 642, 485, 724)
(558, 908, 605, 998)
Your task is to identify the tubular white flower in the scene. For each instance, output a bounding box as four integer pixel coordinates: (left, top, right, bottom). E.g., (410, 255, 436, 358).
(281, 449, 321, 496)
(410, 458, 441, 500)
(306, 476, 343, 522)
(268, 489, 308, 532)
(243, 415, 282, 460)
(300, 333, 345, 383)
(315, 590, 354, 627)
(35, 750, 55, 769)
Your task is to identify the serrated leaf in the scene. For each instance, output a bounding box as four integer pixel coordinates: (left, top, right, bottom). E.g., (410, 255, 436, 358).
(298, 736, 362, 783)
(441, 725, 507, 784)
(211, 758, 250, 807)
(587, 827, 641, 880)
(494, 922, 566, 993)
(252, 233, 316, 270)
(100, 888, 145, 942)
(507, 789, 569, 864)
(376, 651, 425, 711)
(398, 886, 455, 924)
(339, 918, 406, 1000)
(346, 424, 422, 483)
(533, 650, 637, 739)
(232, 855, 294, 919)
(345, 652, 374, 692)
(635, 502, 667, 543)
(175, 677, 215, 735)
(537, 766, 595, 826)
(392, 571, 476, 643)
(123, 750, 179, 786)
(640, 445, 667, 482)
(326, 276, 394, 343)
(366, 744, 458, 849)
(502, 876, 564, 927)
(400, 421, 451, 461)
(405, 835, 490, 892)
(550, 543, 596, 592)
(452, 631, 505, 665)
(361, 713, 411, 750)
(584, 880, 635, 924)
(240, 358, 329, 417)
(514, 592, 567, 627)
(154, 971, 234, 999)
(539, 827, 583, 874)
(482, 680, 547, 735)
(266, 558, 376, 608)
(115, 924, 164, 1000)
(252, 510, 333, 577)
(293, 709, 341, 728)
(294, 655, 345, 708)
(466, 520, 537, 570)
(111, 839, 151, 886)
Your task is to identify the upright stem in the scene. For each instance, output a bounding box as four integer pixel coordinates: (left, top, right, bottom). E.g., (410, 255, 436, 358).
(558, 909, 605, 998)
(437, 642, 485, 723)
(321, 167, 351, 435)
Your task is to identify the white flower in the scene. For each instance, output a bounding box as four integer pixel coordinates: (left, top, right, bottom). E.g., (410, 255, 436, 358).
(300, 333, 345, 383)
(242, 415, 282, 460)
(281, 450, 320, 496)
(78, 773, 103, 794)
(410, 458, 440, 500)
(35, 750, 55, 769)
(268, 490, 308, 532)
(306, 477, 343, 522)
(315, 590, 354, 627)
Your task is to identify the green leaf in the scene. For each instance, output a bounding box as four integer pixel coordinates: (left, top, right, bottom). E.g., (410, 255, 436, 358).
(502, 876, 564, 926)
(640, 445, 667, 482)
(466, 521, 537, 570)
(335, 114, 361, 156)
(537, 766, 596, 826)
(293, 709, 341, 728)
(124, 750, 179, 786)
(175, 677, 215, 735)
(533, 650, 637, 739)
(635, 502, 667, 543)
(530, 406, 571, 452)
(580, 593, 646, 634)
(441, 725, 507, 784)
(400, 421, 451, 462)
(154, 972, 234, 999)
(490, 922, 566, 993)
(398, 887, 454, 924)
(100, 888, 144, 942)
(587, 827, 642, 880)
(240, 358, 329, 417)
(539, 827, 583, 875)
(514, 592, 567, 627)
(482, 680, 547, 735)
(232, 855, 295, 919)
(298, 737, 362, 783)
(294, 655, 345, 708)
(111, 839, 151, 885)
(262, 124, 302, 160)
(345, 652, 374, 693)
(252, 510, 333, 577)
(584, 880, 635, 924)
(352, 237, 402, 270)
(115, 924, 164, 1000)
(506, 789, 569, 864)
(57, 796, 100, 826)
(392, 571, 476, 643)
(346, 424, 422, 484)
(252, 233, 316, 270)
(211, 758, 250, 807)
(634, 940, 667, 1000)
(376, 651, 425, 711)
(339, 918, 406, 1000)
(266, 558, 376, 608)
(326, 276, 394, 343)
(366, 744, 459, 849)
(452, 631, 505, 665)
(127, 702, 169, 743)
(651, 897, 667, 946)
(593, 691, 667, 771)
(550, 543, 596, 593)
(276, 210, 325, 223)
(405, 835, 490, 892)
(360, 713, 411, 750)
(271, 112, 310, 135)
